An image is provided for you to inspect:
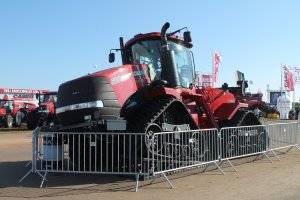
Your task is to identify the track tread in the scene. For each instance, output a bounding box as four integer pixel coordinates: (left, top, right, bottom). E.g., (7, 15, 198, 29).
(127, 98, 174, 132)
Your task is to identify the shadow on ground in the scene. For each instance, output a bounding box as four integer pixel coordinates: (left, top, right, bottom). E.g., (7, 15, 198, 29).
(0, 160, 142, 198)
(0, 151, 289, 198)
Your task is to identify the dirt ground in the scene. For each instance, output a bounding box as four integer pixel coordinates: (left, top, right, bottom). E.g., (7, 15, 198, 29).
(1, 130, 300, 200)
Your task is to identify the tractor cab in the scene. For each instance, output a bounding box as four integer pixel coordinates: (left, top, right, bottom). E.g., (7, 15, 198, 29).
(0, 100, 14, 113)
(129, 38, 194, 88)
(0, 100, 14, 128)
(109, 24, 195, 89)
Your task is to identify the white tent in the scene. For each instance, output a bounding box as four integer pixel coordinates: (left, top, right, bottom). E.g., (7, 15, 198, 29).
(277, 94, 292, 119)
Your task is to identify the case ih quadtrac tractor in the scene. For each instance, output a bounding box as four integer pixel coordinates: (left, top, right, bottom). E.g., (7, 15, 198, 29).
(49, 22, 263, 169)
(27, 91, 58, 130)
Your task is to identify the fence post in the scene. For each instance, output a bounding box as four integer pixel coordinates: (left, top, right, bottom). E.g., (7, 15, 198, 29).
(18, 127, 40, 183)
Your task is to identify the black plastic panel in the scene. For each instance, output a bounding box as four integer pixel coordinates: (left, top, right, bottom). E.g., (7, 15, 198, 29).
(57, 76, 121, 126)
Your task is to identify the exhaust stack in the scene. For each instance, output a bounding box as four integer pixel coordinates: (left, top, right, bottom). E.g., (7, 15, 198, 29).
(160, 22, 181, 88)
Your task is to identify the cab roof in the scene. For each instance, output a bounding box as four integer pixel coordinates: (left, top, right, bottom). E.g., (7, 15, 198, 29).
(125, 32, 193, 48)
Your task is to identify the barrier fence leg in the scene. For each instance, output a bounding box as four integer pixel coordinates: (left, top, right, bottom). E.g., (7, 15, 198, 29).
(25, 161, 32, 168)
(162, 173, 174, 189)
(37, 172, 48, 181)
(262, 152, 273, 163)
(214, 162, 224, 175)
(226, 159, 238, 172)
(270, 150, 281, 161)
(150, 175, 156, 185)
(285, 146, 294, 153)
(18, 169, 47, 184)
(135, 174, 139, 192)
(18, 169, 33, 183)
(252, 154, 262, 162)
(295, 145, 300, 152)
(202, 164, 209, 173)
(40, 172, 47, 188)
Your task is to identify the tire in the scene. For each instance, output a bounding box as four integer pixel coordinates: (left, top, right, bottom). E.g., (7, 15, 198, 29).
(4, 114, 13, 128)
(26, 110, 38, 130)
(14, 111, 23, 127)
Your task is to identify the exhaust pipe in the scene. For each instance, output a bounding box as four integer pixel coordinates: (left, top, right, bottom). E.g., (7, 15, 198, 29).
(160, 22, 181, 88)
(161, 22, 170, 50)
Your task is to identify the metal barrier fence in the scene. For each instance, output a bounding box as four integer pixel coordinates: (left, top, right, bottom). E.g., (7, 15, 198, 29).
(19, 122, 300, 191)
(219, 125, 272, 169)
(149, 129, 222, 182)
(20, 130, 150, 191)
(268, 122, 300, 160)
(220, 125, 268, 159)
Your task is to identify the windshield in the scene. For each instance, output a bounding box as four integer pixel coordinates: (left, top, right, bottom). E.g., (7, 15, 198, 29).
(42, 94, 57, 103)
(0, 100, 13, 110)
(131, 40, 194, 88)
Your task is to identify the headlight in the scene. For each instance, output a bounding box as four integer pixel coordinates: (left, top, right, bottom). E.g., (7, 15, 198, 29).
(56, 100, 104, 114)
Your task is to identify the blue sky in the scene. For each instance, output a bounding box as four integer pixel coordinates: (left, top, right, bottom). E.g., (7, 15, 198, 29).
(1, 1, 300, 101)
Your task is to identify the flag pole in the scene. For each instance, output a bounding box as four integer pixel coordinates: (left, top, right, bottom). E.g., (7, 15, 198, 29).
(293, 66, 296, 106)
(212, 50, 214, 88)
(281, 64, 283, 119)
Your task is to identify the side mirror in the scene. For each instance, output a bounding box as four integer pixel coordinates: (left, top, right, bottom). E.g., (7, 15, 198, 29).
(184, 31, 192, 43)
(109, 52, 115, 63)
(36, 93, 39, 99)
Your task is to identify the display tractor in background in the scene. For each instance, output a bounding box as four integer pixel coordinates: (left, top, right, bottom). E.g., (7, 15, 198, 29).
(222, 80, 268, 118)
(14, 101, 37, 127)
(0, 99, 14, 128)
(26, 91, 58, 130)
(45, 22, 264, 169)
(0, 99, 36, 128)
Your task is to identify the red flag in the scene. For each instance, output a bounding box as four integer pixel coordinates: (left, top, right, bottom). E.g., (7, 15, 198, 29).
(282, 65, 294, 91)
(287, 70, 294, 91)
(213, 52, 221, 83)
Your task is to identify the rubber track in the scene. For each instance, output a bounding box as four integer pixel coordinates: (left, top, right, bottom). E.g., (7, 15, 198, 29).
(127, 98, 175, 132)
(231, 110, 261, 127)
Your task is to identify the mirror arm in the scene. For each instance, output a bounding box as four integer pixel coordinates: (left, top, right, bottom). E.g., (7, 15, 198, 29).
(167, 27, 188, 36)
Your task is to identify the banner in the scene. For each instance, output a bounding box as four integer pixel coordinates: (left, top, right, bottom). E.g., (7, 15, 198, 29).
(201, 74, 213, 88)
(213, 52, 221, 83)
(282, 65, 294, 91)
(295, 67, 300, 83)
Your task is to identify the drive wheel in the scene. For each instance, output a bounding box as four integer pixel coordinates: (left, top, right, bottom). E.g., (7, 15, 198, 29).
(145, 123, 163, 154)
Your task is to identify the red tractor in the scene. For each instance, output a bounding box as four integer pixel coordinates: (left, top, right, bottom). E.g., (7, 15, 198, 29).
(222, 80, 268, 118)
(26, 91, 58, 130)
(0, 99, 36, 128)
(0, 99, 14, 128)
(52, 22, 262, 167)
(14, 102, 37, 127)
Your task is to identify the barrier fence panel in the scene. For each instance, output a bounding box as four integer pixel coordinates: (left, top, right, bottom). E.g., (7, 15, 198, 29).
(19, 122, 300, 191)
(220, 125, 272, 167)
(149, 128, 222, 186)
(268, 122, 300, 159)
(21, 130, 150, 191)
